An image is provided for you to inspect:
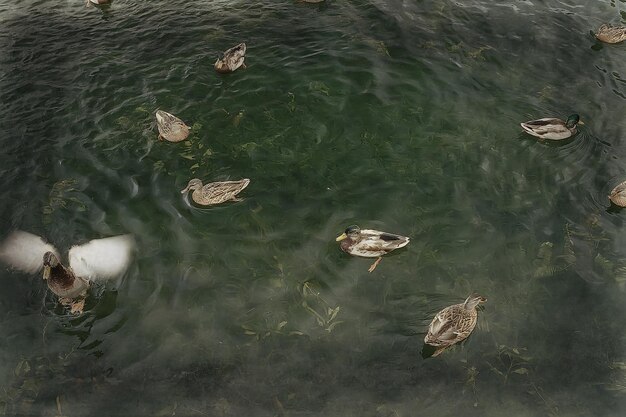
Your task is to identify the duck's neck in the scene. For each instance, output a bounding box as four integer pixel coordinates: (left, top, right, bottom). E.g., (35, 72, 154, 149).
(49, 263, 76, 289)
(463, 297, 481, 310)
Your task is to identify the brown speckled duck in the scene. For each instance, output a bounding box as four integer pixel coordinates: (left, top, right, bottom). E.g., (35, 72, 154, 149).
(0, 231, 135, 314)
(86, 0, 111, 6)
(609, 180, 626, 207)
(335, 225, 409, 272)
(424, 293, 487, 357)
(181, 178, 250, 206)
(155, 110, 190, 142)
(214, 43, 247, 74)
(595, 24, 626, 44)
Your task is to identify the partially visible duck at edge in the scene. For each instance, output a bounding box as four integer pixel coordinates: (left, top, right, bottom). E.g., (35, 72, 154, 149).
(0, 231, 135, 314)
(595, 24, 626, 44)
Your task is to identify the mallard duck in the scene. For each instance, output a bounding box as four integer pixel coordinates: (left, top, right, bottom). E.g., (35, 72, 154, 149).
(155, 110, 190, 142)
(86, 0, 111, 5)
(609, 180, 626, 207)
(595, 24, 626, 44)
(335, 225, 410, 272)
(520, 114, 583, 141)
(0, 231, 135, 314)
(214, 43, 246, 74)
(181, 178, 250, 206)
(424, 293, 487, 357)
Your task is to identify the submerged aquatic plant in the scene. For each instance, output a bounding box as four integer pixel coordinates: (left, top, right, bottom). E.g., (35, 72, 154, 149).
(532, 224, 577, 278)
(287, 92, 296, 113)
(0, 352, 74, 416)
(485, 345, 533, 386)
(178, 125, 214, 174)
(532, 220, 626, 287)
(42, 179, 86, 224)
(308, 81, 330, 96)
(348, 34, 390, 56)
(607, 361, 626, 395)
(116, 106, 154, 140)
(300, 281, 342, 333)
(241, 319, 291, 341)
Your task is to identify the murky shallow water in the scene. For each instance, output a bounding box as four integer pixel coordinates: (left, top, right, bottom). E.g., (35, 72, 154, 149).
(0, 0, 625, 415)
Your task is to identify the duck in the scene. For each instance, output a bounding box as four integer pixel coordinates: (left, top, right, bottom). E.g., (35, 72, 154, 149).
(0, 231, 135, 314)
(155, 110, 190, 142)
(86, 0, 111, 5)
(520, 114, 583, 141)
(335, 225, 410, 272)
(181, 178, 250, 206)
(595, 24, 626, 44)
(609, 180, 626, 207)
(214, 43, 247, 74)
(424, 293, 487, 357)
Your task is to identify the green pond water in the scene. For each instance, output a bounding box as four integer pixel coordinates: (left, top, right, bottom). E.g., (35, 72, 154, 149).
(1, 0, 626, 415)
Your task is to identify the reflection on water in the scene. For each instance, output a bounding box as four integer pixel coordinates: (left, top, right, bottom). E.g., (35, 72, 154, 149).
(0, 0, 625, 415)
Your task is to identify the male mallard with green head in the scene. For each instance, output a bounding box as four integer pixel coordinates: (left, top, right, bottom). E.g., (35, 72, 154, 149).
(215, 43, 247, 74)
(424, 293, 487, 357)
(181, 178, 250, 206)
(335, 225, 410, 272)
(155, 110, 190, 142)
(520, 114, 583, 141)
(595, 24, 626, 44)
(0, 231, 135, 314)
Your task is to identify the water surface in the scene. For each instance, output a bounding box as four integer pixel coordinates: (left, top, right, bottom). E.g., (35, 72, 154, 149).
(1, 0, 626, 416)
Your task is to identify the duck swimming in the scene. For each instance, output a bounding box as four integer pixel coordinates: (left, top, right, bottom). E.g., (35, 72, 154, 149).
(424, 293, 487, 357)
(520, 114, 583, 141)
(85, 0, 111, 6)
(609, 180, 626, 207)
(335, 225, 409, 272)
(0, 231, 135, 314)
(181, 178, 250, 206)
(595, 24, 626, 44)
(214, 43, 247, 74)
(155, 110, 190, 142)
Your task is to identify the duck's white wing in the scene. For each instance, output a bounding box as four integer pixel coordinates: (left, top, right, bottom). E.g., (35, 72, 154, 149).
(0, 230, 59, 274)
(68, 235, 135, 281)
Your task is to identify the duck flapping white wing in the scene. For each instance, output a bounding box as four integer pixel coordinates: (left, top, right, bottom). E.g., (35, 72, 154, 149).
(0, 230, 59, 274)
(68, 235, 135, 281)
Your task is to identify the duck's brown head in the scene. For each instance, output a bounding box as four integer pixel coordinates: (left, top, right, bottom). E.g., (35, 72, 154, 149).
(181, 178, 203, 194)
(464, 293, 487, 310)
(42, 251, 60, 280)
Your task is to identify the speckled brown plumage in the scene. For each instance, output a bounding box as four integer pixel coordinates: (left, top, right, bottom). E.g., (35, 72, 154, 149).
(424, 294, 486, 357)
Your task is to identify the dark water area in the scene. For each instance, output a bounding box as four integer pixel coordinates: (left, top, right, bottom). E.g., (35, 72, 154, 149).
(0, 0, 625, 415)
